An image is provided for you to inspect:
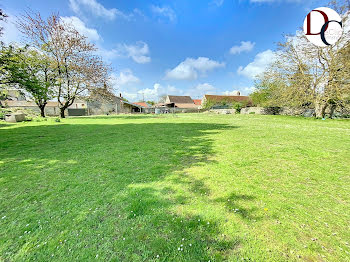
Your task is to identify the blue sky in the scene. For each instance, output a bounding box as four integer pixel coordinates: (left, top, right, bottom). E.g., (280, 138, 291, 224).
(1, 0, 328, 101)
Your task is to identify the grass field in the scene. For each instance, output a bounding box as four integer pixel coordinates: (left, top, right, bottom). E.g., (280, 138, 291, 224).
(1, 114, 350, 261)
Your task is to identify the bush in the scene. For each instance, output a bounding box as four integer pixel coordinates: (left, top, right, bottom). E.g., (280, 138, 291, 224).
(249, 112, 256, 114)
(34, 117, 48, 122)
(0, 108, 12, 120)
(232, 102, 243, 114)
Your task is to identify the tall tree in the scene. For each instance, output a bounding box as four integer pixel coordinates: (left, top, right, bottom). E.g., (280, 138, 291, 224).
(253, 15, 350, 118)
(0, 45, 55, 117)
(17, 12, 110, 118)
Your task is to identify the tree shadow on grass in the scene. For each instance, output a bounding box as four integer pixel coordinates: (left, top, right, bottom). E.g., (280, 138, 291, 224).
(0, 123, 13, 128)
(214, 192, 262, 221)
(0, 121, 241, 261)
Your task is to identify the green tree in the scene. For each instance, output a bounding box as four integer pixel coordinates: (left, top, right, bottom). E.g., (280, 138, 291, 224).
(251, 0, 350, 118)
(202, 98, 215, 109)
(0, 45, 55, 117)
(17, 12, 110, 118)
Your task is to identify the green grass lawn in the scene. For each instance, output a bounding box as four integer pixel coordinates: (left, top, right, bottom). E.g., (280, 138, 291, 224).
(1, 114, 350, 261)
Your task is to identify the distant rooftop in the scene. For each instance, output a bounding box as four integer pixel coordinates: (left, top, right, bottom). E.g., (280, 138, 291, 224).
(193, 99, 202, 105)
(133, 102, 150, 108)
(167, 95, 194, 104)
(204, 95, 251, 104)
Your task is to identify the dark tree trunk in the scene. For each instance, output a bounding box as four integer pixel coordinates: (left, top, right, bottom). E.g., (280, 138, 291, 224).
(37, 102, 47, 117)
(329, 104, 336, 119)
(60, 108, 66, 118)
(39, 106, 45, 117)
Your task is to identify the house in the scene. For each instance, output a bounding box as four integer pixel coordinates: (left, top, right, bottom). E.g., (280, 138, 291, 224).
(202, 94, 252, 108)
(133, 102, 154, 113)
(193, 99, 202, 106)
(165, 95, 199, 110)
(87, 92, 143, 115)
(2, 100, 87, 116)
(133, 102, 149, 108)
(1, 91, 145, 116)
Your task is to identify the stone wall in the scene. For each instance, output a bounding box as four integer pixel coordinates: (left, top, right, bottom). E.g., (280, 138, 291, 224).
(241, 107, 316, 117)
(6, 106, 62, 116)
(209, 109, 236, 114)
(240, 107, 265, 115)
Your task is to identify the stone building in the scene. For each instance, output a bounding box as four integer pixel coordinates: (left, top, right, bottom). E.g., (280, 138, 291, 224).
(164, 95, 200, 112)
(1, 91, 144, 116)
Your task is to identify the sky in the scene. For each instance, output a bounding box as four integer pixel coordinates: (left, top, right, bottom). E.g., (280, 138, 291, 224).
(0, 0, 329, 102)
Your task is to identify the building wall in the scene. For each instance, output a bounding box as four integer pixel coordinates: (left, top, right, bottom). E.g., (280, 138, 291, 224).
(4, 105, 64, 116)
(240, 107, 265, 115)
(209, 109, 236, 114)
(3, 97, 148, 116)
(87, 100, 117, 115)
(86, 98, 139, 115)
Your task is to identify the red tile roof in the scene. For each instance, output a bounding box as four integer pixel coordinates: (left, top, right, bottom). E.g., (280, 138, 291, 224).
(204, 95, 252, 105)
(133, 102, 149, 108)
(193, 99, 202, 105)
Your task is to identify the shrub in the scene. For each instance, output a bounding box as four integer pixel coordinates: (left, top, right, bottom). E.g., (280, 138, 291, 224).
(0, 108, 12, 120)
(202, 99, 216, 110)
(232, 102, 243, 114)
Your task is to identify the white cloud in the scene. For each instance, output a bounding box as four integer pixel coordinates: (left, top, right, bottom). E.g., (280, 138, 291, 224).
(100, 41, 151, 63)
(223, 87, 256, 96)
(230, 41, 255, 55)
(123, 42, 151, 64)
(120, 91, 138, 101)
(184, 83, 216, 98)
(110, 69, 140, 88)
(150, 5, 177, 23)
(113, 82, 180, 102)
(69, 0, 130, 20)
(237, 49, 276, 79)
(165, 57, 225, 80)
(137, 83, 180, 101)
(243, 87, 257, 94)
(109, 70, 141, 101)
(111, 42, 151, 64)
(195, 83, 215, 92)
(60, 16, 100, 42)
(222, 90, 240, 96)
(137, 84, 161, 101)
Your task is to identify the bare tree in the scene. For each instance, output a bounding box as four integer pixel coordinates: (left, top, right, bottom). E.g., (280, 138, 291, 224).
(0, 9, 8, 37)
(17, 12, 110, 117)
(253, 13, 350, 118)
